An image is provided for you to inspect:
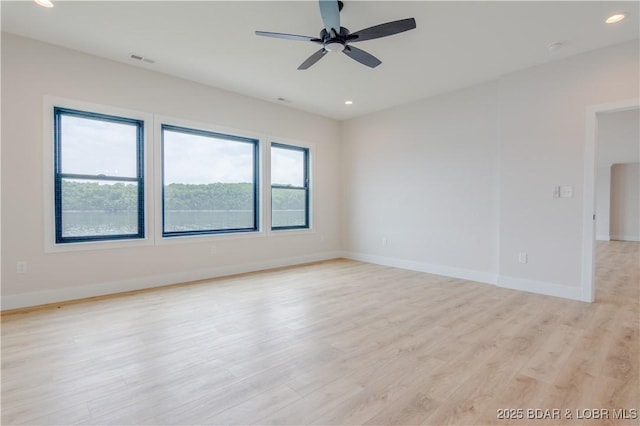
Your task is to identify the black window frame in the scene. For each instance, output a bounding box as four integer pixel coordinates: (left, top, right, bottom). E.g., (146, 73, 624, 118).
(271, 142, 310, 230)
(161, 124, 260, 238)
(53, 107, 145, 244)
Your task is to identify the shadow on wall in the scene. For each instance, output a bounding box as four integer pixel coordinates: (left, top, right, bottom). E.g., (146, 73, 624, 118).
(610, 163, 640, 241)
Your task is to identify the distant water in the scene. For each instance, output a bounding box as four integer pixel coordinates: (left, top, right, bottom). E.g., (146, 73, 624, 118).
(62, 210, 306, 236)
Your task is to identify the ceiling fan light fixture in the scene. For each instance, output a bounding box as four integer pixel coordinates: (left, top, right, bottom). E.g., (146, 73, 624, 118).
(605, 13, 626, 24)
(325, 42, 345, 52)
(34, 0, 54, 8)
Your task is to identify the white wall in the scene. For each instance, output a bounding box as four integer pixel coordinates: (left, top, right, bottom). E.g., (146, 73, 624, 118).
(340, 83, 500, 284)
(342, 40, 639, 301)
(595, 166, 612, 240)
(1, 34, 341, 309)
(597, 109, 640, 166)
(595, 108, 639, 240)
(610, 163, 640, 241)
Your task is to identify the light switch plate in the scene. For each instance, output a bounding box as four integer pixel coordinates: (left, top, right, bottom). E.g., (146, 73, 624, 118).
(560, 186, 573, 198)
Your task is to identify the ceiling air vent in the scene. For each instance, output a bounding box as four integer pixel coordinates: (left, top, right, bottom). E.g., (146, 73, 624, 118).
(130, 54, 156, 64)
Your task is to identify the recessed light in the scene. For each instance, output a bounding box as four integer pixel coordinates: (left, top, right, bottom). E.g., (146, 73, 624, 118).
(605, 13, 627, 24)
(344, 100, 353, 105)
(34, 0, 54, 8)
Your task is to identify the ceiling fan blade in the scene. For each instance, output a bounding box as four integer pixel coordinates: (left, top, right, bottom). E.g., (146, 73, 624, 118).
(255, 31, 322, 44)
(343, 45, 381, 68)
(298, 48, 328, 70)
(348, 18, 416, 43)
(318, 0, 340, 34)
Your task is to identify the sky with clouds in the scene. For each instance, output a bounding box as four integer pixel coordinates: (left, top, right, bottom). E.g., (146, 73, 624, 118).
(61, 116, 303, 185)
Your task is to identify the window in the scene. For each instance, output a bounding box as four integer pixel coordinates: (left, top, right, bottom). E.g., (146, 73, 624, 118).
(271, 143, 309, 230)
(53, 107, 144, 244)
(161, 125, 259, 237)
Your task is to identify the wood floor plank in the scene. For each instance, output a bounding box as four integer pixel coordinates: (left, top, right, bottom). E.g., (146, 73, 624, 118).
(201, 384, 302, 425)
(254, 376, 365, 425)
(474, 374, 554, 426)
(309, 354, 444, 425)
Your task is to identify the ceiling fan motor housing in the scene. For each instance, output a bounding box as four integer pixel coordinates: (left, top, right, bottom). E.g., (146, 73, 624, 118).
(320, 27, 350, 51)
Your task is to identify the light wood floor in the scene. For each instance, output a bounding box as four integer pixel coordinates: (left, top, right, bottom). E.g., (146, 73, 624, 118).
(1, 241, 638, 425)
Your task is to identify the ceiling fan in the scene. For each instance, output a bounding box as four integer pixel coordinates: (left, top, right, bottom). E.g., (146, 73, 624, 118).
(255, 0, 416, 70)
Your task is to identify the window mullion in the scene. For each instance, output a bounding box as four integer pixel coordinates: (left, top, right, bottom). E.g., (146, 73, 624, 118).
(59, 173, 138, 182)
(271, 184, 306, 190)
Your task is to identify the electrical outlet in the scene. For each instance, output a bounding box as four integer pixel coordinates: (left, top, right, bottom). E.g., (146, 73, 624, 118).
(17, 261, 27, 274)
(518, 253, 528, 264)
(382, 237, 388, 246)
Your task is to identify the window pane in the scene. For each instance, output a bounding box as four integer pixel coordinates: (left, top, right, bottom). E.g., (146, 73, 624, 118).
(60, 115, 138, 177)
(163, 128, 256, 233)
(61, 179, 138, 237)
(54, 107, 144, 244)
(164, 184, 255, 232)
(272, 188, 306, 228)
(271, 146, 304, 187)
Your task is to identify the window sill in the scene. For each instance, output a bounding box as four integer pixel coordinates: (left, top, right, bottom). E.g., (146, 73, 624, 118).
(45, 236, 153, 253)
(267, 227, 315, 237)
(156, 229, 266, 246)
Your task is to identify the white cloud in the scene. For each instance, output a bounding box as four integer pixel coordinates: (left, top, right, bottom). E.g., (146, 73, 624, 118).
(61, 118, 304, 186)
(163, 130, 254, 184)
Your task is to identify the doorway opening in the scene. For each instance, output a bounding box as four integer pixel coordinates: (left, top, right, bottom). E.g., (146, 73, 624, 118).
(583, 100, 639, 302)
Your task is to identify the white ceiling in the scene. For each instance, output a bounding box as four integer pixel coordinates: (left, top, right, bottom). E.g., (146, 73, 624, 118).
(2, 1, 638, 120)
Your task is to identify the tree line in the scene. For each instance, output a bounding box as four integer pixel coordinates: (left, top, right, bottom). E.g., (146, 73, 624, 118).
(61, 181, 304, 212)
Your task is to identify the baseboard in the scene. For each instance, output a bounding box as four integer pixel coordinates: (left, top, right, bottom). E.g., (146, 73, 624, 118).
(496, 275, 583, 301)
(596, 234, 610, 241)
(342, 251, 498, 285)
(1, 251, 342, 311)
(4, 250, 589, 310)
(610, 235, 640, 242)
(343, 251, 585, 302)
